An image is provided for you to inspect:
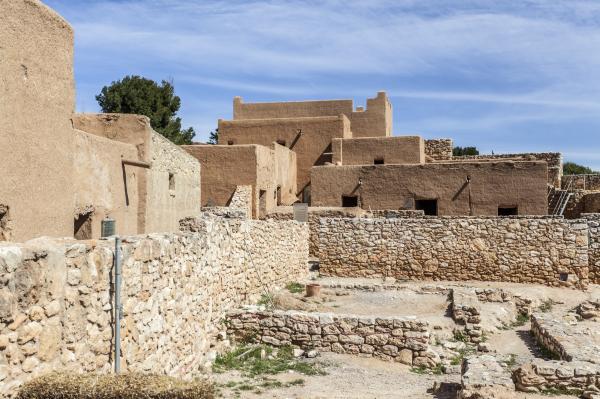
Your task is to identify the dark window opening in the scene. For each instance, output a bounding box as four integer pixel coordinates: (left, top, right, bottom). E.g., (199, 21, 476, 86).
(0, 204, 9, 241)
(415, 199, 438, 216)
(498, 206, 518, 216)
(74, 212, 93, 240)
(227, 140, 234, 145)
(374, 158, 384, 165)
(276, 139, 286, 147)
(169, 173, 175, 190)
(259, 189, 267, 219)
(342, 195, 359, 207)
(559, 272, 569, 282)
(276, 186, 282, 205)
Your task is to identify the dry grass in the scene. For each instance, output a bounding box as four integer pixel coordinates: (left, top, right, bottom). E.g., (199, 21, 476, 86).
(17, 372, 214, 399)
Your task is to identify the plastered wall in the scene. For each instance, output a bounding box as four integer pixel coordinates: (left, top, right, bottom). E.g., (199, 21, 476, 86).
(0, 217, 309, 397)
(73, 130, 140, 238)
(332, 136, 425, 165)
(310, 161, 548, 215)
(219, 115, 351, 198)
(0, 0, 76, 242)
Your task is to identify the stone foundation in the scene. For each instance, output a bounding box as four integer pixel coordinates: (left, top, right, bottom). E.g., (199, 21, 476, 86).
(0, 217, 308, 397)
(226, 309, 439, 367)
(317, 217, 589, 288)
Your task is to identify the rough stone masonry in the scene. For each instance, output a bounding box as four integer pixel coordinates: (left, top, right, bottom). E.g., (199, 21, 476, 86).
(317, 216, 590, 288)
(0, 216, 308, 397)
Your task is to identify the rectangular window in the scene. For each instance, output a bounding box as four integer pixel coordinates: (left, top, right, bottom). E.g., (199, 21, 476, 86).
(227, 140, 234, 145)
(498, 206, 518, 216)
(374, 158, 384, 165)
(342, 195, 359, 207)
(169, 173, 175, 190)
(74, 212, 93, 240)
(415, 199, 438, 216)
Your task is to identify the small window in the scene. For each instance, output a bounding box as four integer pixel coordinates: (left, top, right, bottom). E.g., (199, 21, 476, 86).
(74, 212, 93, 240)
(342, 195, 359, 207)
(276, 139, 286, 147)
(374, 158, 384, 165)
(559, 273, 569, 282)
(169, 173, 175, 190)
(498, 206, 518, 216)
(415, 199, 438, 216)
(227, 140, 234, 145)
(276, 186, 282, 205)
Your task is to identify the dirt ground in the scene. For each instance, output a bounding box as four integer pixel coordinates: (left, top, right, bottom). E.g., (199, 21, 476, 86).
(213, 351, 575, 399)
(216, 278, 600, 398)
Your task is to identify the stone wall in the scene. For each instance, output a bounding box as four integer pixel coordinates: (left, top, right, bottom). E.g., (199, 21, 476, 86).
(316, 217, 589, 288)
(228, 186, 252, 218)
(582, 214, 600, 284)
(226, 310, 438, 367)
(267, 208, 424, 257)
(563, 174, 600, 191)
(0, 217, 309, 397)
(424, 139, 453, 161)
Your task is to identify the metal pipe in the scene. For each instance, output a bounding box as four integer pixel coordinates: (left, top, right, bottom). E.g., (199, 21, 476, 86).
(114, 236, 122, 373)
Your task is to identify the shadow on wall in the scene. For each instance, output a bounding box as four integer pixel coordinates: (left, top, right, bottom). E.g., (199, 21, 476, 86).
(0, 204, 11, 241)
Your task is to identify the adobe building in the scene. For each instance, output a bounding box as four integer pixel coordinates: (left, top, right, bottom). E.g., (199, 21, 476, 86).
(0, 0, 201, 242)
(218, 95, 556, 216)
(183, 143, 296, 218)
(218, 92, 391, 201)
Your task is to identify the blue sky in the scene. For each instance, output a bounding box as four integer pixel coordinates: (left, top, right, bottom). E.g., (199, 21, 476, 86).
(45, 0, 600, 168)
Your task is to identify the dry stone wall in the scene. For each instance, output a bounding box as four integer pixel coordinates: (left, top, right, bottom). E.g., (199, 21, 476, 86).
(582, 214, 600, 284)
(424, 139, 453, 160)
(0, 217, 308, 397)
(226, 309, 439, 367)
(317, 217, 589, 288)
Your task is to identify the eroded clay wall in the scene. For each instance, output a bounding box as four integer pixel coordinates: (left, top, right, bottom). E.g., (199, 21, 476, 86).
(454, 153, 562, 188)
(316, 217, 589, 288)
(0, 0, 76, 242)
(271, 143, 297, 206)
(347, 92, 392, 137)
(73, 130, 140, 238)
(219, 116, 351, 197)
(332, 136, 424, 165)
(0, 217, 309, 397)
(183, 145, 258, 210)
(233, 96, 353, 120)
(145, 133, 201, 233)
(424, 139, 453, 161)
(311, 161, 548, 216)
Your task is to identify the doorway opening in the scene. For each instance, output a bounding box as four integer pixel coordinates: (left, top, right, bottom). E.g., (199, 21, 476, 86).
(415, 199, 438, 216)
(342, 195, 359, 207)
(498, 206, 518, 216)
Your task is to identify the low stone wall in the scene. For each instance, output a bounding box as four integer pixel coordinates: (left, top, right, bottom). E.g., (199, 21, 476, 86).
(0, 217, 309, 397)
(514, 360, 600, 395)
(316, 217, 589, 288)
(424, 139, 453, 161)
(226, 310, 439, 367)
(228, 185, 252, 218)
(460, 355, 515, 399)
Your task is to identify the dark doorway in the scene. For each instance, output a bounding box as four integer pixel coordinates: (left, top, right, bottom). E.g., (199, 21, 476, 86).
(74, 212, 93, 240)
(415, 199, 438, 216)
(276, 186, 282, 205)
(259, 189, 267, 218)
(374, 158, 384, 165)
(342, 195, 359, 207)
(498, 206, 518, 216)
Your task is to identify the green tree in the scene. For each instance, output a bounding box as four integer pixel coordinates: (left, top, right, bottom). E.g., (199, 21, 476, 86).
(453, 146, 480, 156)
(563, 161, 595, 175)
(208, 128, 219, 144)
(96, 75, 195, 145)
